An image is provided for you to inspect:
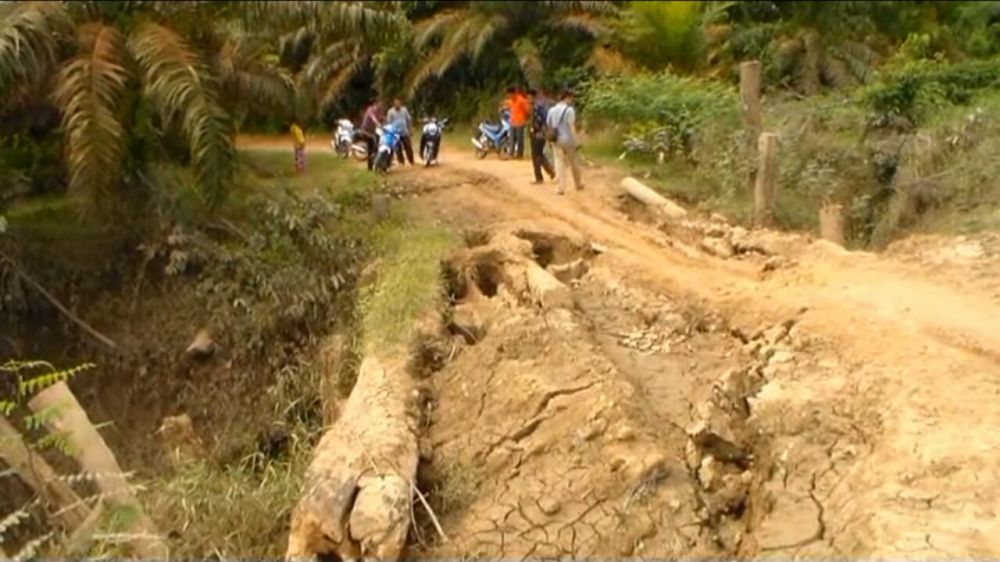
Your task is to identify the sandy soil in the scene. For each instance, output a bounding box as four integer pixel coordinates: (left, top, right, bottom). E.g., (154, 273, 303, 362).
(242, 136, 1000, 559)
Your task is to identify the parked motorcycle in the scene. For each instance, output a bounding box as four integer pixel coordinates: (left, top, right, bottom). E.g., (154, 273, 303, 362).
(330, 118, 368, 161)
(471, 108, 512, 160)
(372, 123, 402, 173)
(419, 117, 448, 166)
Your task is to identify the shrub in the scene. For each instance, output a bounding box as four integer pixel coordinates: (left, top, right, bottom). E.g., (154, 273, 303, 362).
(582, 71, 738, 160)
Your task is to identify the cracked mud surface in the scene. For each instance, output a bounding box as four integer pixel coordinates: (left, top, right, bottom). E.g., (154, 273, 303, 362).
(241, 137, 1000, 559)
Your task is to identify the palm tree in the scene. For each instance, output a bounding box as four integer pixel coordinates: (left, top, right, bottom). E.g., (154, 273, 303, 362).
(406, 1, 619, 95)
(240, 1, 406, 120)
(0, 1, 289, 214)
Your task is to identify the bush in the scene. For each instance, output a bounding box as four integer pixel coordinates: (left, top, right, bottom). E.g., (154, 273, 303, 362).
(864, 58, 1000, 126)
(582, 71, 739, 160)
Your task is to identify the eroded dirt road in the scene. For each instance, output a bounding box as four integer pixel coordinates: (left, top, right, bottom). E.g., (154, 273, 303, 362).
(243, 136, 1000, 558)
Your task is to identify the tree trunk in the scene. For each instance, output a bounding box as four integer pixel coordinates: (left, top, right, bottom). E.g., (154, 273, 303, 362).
(287, 353, 420, 561)
(0, 416, 91, 531)
(27, 382, 168, 559)
(754, 133, 779, 227)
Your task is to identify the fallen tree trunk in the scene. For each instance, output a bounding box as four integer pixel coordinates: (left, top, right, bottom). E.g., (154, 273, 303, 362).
(27, 382, 168, 559)
(620, 177, 687, 219)
(0, 416, 91, 531)
(287, 354, 420, 560)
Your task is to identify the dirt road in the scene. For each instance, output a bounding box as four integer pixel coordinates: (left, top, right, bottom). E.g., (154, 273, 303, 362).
(243, 136, 1000, 558)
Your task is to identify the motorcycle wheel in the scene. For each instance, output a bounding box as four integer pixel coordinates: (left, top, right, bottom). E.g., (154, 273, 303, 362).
(499, 139, 513, 160)
(475, 148, 487, 160)
(352, 147, 368, 162)
(373, 151, 389, 173)
(423, 145, 433, 166)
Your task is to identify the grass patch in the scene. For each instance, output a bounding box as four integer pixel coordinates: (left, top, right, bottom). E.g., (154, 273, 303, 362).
(359, 218, 457, 350)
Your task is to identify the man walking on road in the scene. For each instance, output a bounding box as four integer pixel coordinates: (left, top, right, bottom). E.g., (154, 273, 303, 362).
(387, 97, 414, 165)
(546, 89, 583, 195)
(527, 89, 555, 185)
(360, 99, 384, 171)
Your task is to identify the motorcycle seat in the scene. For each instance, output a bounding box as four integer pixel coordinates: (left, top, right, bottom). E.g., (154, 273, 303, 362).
(482, 123, 504, 134)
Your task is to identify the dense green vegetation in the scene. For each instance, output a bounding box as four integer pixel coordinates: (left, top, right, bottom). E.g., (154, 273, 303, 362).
(4, 0, 1000, 240)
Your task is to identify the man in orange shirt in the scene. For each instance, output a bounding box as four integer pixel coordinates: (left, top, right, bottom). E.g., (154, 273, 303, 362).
(504, 86, 531, 159)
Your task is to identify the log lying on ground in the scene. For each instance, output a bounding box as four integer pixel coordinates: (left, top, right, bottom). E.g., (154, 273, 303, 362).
(0, 415, 92, 531)
(27, 382, 168, 559)
(287, 354, 420, 561)
(620, 177, 687, 219)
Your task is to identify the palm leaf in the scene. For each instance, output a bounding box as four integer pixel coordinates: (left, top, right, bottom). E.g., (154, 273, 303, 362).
(214, 36, 294, 117)
(406, 11, 507, 95)
(548, 13, 612, 37)
(51, 23, 129, 215)
(129, 22, 235, 210)
(0, 2, 65, 96)
(513, 38, 544, 91)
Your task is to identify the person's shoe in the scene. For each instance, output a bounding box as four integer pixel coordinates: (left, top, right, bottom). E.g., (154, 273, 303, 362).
(576, 184, 585, 191)
(557, 190, 566, 196)
(530, 179, 543, 185)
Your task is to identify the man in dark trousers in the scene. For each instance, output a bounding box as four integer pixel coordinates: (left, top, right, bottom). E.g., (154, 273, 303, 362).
(527, 89, 555, 184)
(359, 99, 384, 171)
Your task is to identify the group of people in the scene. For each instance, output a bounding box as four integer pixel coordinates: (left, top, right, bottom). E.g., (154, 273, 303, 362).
(290, 85, 584, 195)
(503, 86, 584, 195)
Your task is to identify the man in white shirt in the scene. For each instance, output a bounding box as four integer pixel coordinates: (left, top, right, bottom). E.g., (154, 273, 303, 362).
(546, 89, 584, 195)
(386, 97, 414, 165)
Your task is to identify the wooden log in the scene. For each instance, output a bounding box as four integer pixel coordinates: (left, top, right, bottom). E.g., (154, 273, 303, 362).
(286, 355, 419, 561)
(620, 177, 687, 219)
(0, 416, 91, 531)
(524, 261, 574, 310)
(753, 133, 779, 227)
(27, 382, 168, 559)
(819, 203, 846, 246)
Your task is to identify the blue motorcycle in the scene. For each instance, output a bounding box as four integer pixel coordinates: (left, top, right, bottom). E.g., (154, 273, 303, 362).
(373, 123, 402, 173)
(471, 108, 513, 160)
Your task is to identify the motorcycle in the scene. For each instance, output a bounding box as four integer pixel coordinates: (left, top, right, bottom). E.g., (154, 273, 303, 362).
(330, 118, 368, 161)
(372, 123, 402, 173)
(471, 108, 513, 160)
(419, 117, 448, 167)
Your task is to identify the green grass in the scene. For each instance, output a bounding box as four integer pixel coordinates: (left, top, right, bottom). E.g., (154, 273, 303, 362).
(359, 218, 457, 350)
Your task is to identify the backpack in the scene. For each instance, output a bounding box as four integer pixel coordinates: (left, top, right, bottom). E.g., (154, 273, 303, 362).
(544, 104, 567, 143)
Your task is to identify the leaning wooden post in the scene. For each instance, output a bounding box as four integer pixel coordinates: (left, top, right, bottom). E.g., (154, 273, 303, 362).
(754, 133, 779, 227)
(0, 416, 92, 531)
(741, 61, 763, 194)
(819, 202, 846, 246)
(27, 381, 168, 559)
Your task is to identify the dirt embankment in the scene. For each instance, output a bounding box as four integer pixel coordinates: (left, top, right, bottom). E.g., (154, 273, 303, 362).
(382, 144, 1000, 559)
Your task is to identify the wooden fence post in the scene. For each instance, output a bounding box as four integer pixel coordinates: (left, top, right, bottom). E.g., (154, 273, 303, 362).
(0, 416, 92, 531)
(819, 203, 846, 246)
(754, 133, 779, 227)
(27, 381, 169, 559)
(740, 61, 763, 194)
(740, 61, 763, 146)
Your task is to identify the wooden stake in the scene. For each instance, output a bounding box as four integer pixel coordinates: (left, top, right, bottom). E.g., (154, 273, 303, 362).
(819, 203, 846, 246)
(27, 382, 168, 559)
(741, 61, 763, 194)
(754, 133, 779, 227)
(740, 61, 763, 147)
(0, 416, 91, 531)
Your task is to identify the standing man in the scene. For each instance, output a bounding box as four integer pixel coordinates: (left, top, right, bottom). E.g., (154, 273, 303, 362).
(546, 89, 584, 195)
(527, 89, 555, 185)
(509, 86, 530, 159)
(387, 97, 414, 165)
(290, 121, 306, 175)
(359, 99, 384, 171)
